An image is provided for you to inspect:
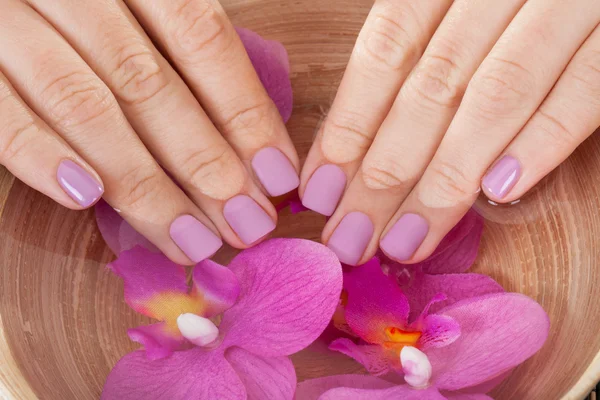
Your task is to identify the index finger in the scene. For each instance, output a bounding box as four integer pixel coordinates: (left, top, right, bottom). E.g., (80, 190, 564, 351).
(125, 0, 300, 197)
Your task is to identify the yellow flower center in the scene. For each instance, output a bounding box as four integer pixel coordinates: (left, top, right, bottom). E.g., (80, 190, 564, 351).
(142, 292, 205, 332)
(382, 326, 422, 352)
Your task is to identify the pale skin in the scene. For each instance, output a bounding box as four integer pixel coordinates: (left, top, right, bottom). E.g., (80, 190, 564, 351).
(0, 0, 599, 266)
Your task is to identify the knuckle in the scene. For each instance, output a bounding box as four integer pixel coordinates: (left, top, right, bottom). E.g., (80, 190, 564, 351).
(182, 145, 245, 200)
(111, 42, 170, 105)
(40, 70, 117, 129)
(219, 101, 275, 147)
(569, 49, 600, 94)
(535, 107, 580, 148)
(168, 0, 232, 59)
(358, 5, 419, 72)
(469, 57, 534, 117)
(410, 47, 466, 109)
(116, 163, 165, 211)
(322, 112, 373, 163)
(428, 160, 478, 204)
(361, 155, 416, 191)
(0, 119, 39, 163)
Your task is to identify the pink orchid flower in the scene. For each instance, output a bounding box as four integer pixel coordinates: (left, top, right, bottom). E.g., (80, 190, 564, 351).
(299, 256, 549, 399)
(102, 239, 342, 399)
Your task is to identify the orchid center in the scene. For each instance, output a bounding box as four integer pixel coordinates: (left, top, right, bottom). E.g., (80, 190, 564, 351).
(176, 313, 219, 347)
(400, 346, 432, 389)
(382, 326, 422, 352)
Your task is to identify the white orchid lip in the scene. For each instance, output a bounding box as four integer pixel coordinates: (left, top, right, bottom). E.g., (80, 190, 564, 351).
(177, 313, 219, 347)
(400, 346, 432, 389)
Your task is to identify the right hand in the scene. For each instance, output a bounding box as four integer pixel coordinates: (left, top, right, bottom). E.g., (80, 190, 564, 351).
(0, 0, 300, 264)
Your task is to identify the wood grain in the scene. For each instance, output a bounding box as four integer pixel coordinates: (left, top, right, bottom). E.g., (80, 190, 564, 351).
(0, 0, 599, 399)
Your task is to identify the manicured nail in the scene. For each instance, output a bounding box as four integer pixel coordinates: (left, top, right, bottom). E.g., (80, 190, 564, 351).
(223, 195, 276, 245)
(57, 160, 103, 207)
(327, 212, 374, 266)
(302, 164, 346, 216)
(482, 155, 521, 199)
(252, 147, 300, 197)
(380, 214, 429, 261)
(170, 215, 223, 263)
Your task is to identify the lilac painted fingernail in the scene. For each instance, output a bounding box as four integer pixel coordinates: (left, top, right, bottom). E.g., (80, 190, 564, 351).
(252, 147, 299, 197)
(223, 195, 276, 245)
(301, 164, 346, 216)
(380, 214, 429, 262)
(482, 155, 521, 199)
(170, 215, 223, 263)
(327, 212, 374, 266)
(57, 160, 103, 207)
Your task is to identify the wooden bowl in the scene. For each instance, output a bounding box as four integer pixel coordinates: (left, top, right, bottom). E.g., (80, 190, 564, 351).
(1, 0, 599, 398)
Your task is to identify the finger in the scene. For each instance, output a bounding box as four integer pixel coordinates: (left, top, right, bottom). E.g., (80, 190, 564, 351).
(299, 0, 453, 216)
(322, 0, 526, 265)
(0, 70, 104, 209)
(381, 0, 600, 263)
(483, 25, 600, 202)
(0, 1, 223, 264)
(27, 0, 278, 247)
(124, 0, 300, 196)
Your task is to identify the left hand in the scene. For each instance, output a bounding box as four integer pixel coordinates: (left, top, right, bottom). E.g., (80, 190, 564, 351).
(299, 0, 600, 265)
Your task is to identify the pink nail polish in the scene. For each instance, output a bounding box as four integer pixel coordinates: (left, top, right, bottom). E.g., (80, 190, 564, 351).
(252, 147, 299, 197)
(170, 215, 223, 263)
(223, 195, 276, 245)
(482, 155, 521, 199)
(302, 165, 346, 216)
(327, 212, 374, 266)
(57, 160, 103, 207)
(380, 214, 429, 262)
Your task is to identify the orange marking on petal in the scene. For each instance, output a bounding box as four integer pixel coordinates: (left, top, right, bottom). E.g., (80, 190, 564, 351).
(143, 292, 206, 330)
(382, 327, 421, 352)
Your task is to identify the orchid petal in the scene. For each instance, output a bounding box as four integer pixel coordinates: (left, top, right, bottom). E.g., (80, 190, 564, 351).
(109, 247, 194, 321)
(274, 191, 308, 214)
(225, 347, 296, 400)
(127, 323, 186, 361)
(445, 394, 493, 400)
(319, 385, 448, 400)
(329, 338, 391, 376)
(236, 27, 293, 123)
(220, 239, 342, 356)
(417, 314, 461, 350)
(101, 349, 246, 400)
(428, 293, 550, 391)
(192, 260, 240, 317)
(419, 209, 484, 274)
(404, 273, 504, 321)
(95, 200, 157, 254)
(344, 258, 410, 344)
(295, 375, 396, 400)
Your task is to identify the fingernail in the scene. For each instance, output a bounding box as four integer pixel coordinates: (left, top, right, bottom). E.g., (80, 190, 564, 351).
(252, 147, 300, 197)
(223, 195, 276, 245)
(482, 155, 521, 199)
(380, 214, 429, 261)
(170, 215, 223, 263)
(327, 212, 374, 266)
(302, 164, 346, 216)
(57, 160, 103, 207)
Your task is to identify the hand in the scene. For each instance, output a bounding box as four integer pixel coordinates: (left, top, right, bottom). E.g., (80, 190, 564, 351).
(300, 0, 600, 265)
(0, 0, 300, 264)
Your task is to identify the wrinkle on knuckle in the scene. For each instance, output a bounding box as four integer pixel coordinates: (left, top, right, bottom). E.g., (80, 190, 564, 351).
(361, 156, 415, 191)
(469, 57, 534, 118)
(116, 163, 165, 211)
(182, 146, 245, 200)
(536, 107, 580, 148)
(410, 49, 466, 109)
(111, 42, 170, 105)
(425, 161, 478, 207)
(321, 113, 373, 164)
(0, 119, 39, 163)
(39, 70, 116, 129)
(219, 101, 275, 148)
(168, 0, 232, 61)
